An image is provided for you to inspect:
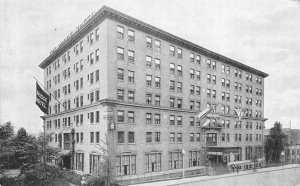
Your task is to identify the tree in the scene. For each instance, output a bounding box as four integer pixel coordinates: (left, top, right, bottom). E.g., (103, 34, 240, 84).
(0, 121, 14, 140)
(264, 122, 286, 163)
(0, 122, 15, 169)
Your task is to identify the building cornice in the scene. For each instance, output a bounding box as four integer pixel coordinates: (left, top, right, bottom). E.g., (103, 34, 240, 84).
(39, 6, 268, 78)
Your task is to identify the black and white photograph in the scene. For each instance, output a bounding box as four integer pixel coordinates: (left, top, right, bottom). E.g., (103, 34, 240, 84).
(1, 0, 300, 185)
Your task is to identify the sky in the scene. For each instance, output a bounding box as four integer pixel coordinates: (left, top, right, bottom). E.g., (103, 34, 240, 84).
(0, 0, 300, 134)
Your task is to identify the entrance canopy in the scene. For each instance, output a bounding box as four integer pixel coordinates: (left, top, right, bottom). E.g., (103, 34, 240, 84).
(207, 146, 241, 155)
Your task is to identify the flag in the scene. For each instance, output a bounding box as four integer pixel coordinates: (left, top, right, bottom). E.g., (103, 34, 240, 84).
(196, 107, 213, 119)
(36, 82, 50, 114)
(234, 108, 244, 121)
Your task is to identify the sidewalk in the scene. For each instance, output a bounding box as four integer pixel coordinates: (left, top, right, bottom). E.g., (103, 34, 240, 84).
(130, 164, 300, 186)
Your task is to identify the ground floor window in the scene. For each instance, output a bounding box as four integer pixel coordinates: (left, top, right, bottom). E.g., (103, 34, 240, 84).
(145, 153, 161, 172)
(188, 150, 201, 167)
(90, 154, 101, 174)
(75, 153, 84, 171)
(168, 151, 183, 170)
(116, 155, 136, 176)
(245, 147, 252, 160)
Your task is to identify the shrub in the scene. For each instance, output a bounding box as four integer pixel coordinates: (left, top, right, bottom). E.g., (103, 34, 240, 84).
(60, 170, 82, 185)
(86, 175, 105, 186)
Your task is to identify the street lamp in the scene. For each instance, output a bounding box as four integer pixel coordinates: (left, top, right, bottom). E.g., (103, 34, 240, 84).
(182, 149, 185, 178)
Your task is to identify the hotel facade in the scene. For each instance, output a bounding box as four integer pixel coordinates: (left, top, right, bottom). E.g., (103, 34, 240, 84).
(39, 6, 268, 183)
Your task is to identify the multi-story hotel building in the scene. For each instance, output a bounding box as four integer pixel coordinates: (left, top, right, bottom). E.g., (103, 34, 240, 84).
(39, 6, 268, 183)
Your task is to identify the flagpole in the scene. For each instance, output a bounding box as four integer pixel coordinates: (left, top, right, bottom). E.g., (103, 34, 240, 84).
(33, 76, 66, 110)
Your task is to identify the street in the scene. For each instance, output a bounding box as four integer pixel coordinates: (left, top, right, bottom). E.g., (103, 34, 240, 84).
(132, 164, 300, 186)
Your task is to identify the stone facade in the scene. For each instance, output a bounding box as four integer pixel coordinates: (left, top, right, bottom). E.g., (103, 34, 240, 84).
(39, 6, 268, 183)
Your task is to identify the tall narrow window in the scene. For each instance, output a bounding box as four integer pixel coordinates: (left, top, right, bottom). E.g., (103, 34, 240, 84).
(117, 26, 124, 39)
(128, 30, 135, 42)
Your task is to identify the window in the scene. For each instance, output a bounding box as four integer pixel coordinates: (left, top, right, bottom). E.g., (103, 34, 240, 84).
(146, 93, 152, 104)
(128, 132, 135, 143)
(128, 111, 135, 123)
(235, 69, 238, 77)
(207, 59, 211, 68)
(128, 50, 134, 62)
(196, 101, 200, 110)
(155, 132, 161, 142)
(117, 26, 124, 39)
(170, 115, 175, 125)
(207, 89, 211, 97)
(155, 77, 160, 88)
(90, 112, 94, 123)
(177, 65, 182, 76)
(128, 30, 135, 42)
(177, 48, 182, 58)
(146, 113, 152, 124)
(169, 151, 183, 170)
(170, 45, 175, 56)
(146, 132, 152, 142)
(226, 66, 230, 74)
(96, 111, 100, 123)
(75, 153, 84, 171)
(196, 71, 201, 80)
(177, 99, 182, 109)
(170, 80, 175, 91)
(222, 133, 225, 141)
(170, 133, 175, 143)
(155, 40, 161, 51)
(212, 90, 216, 98)
(155, 59, 161, 70)
(155, 114, 161, 125)
(117, 47, 124, 60)
(170, 97, 175, 108)
(196, 133, 201, 141)
(90, 72, 94, 84)
(117, 111, 124, 122)
(128, 71, 134, 83)
(145, 153, 161, 173)
(128, 91, 135, 103)
(117, 89, 124, 101)
(190, 85, 195, 95)
(170, 63, 175, 73)
(190, 69, 195, 79)
(207, 74, 211, 83)
(190, 133, 195, 142)
(146, 37, 152, 48)
(146, 75, 152, 86)
(155, 95, 160, 106)
(177, 116, 182, 126)
(190, 117, 195, 126)
(212, 61, 216, 69)
(226, 79, 230, 87)
(196, 55, 201, 64)
(95, 70, 99, 82)
(90, 132, 94, 143)
(118, 131, 124, 143)
(238, 70, 242, 78)
(96, 49, 100, 61)
(239, 83, 242, 91)
(196, 86, 201, 95)
(146, 56, 152, 67)
(190, 101, 194, 110)
(117, 68, 124, 80)
(177, 82, 182, 92)
(190, 53, 195, 62)
(177, 133, 182, 143)
(116, 155, 136, 176)
(90, 154, 100, 174)
(90, 32, 94, 44)
(212, 75, 216, 84)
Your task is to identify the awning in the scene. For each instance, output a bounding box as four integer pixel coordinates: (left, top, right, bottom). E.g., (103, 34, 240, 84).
(207, 146, 241, 154)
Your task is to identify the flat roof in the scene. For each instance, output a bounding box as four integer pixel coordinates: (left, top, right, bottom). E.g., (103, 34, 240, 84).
(39, 6, 268, 78)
